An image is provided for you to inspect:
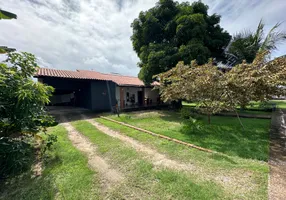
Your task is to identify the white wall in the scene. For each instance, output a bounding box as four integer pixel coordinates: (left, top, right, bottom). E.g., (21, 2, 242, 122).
(144, 88, 159, 104)
(123, 87, 142, 106)
(117, 86, 159, 107)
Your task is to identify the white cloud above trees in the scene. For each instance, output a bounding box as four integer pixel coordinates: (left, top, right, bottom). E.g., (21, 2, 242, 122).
(1, 0, 285, 76)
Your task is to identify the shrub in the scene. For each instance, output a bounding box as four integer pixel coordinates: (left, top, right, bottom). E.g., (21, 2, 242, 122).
(181, 117, 204, 134)
(180, 107, 190, 119)
(0, 52, 55, 137)
(0, 137, 33, 179)
(41, 134, 58, 154)
(0, 52, 56, 179)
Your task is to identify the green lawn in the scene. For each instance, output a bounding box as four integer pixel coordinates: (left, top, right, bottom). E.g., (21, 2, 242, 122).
(247, 100, 286, 109)
(0, 125, 99, 200)
(72, 120, 227, 199)
(96, 116, 268, 199)
(183, 100, 286, 110)
(0, 111, 270, 199)
(107, 111, 270, 161)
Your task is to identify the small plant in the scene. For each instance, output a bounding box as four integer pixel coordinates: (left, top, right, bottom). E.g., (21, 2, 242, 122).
(180, 107, 192, 119)
(41, 134, 58, 154)
(181, 117, 204, 134)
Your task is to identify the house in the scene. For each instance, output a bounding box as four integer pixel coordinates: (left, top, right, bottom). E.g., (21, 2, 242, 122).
(34, 68, 162, 112)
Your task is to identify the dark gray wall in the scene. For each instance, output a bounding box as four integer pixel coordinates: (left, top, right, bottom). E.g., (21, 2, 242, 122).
(42, 77, 88, 91)
(90, 81, 116, 112)
(78, 84, 92, 109)
(41, 77, 92, 110)
(40, 77, 117, 111)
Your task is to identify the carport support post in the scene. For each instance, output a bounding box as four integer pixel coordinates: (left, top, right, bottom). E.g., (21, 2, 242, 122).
(106, 81, 113, 112)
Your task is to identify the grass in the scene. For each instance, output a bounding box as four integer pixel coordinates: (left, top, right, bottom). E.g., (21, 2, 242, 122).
(1, 109, 271, 199)
(72, 120, 229, 199)
(0, 125, 99, 200)
(182, 102, 272, 116)
(107, 111, 270, 161)
(248, 100, 286, 109)
(183, 100, 286, 110)
(96, 117, 268, 199)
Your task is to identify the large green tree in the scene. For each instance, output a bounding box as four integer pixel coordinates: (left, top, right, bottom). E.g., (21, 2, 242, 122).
(131, 0, 231, 83)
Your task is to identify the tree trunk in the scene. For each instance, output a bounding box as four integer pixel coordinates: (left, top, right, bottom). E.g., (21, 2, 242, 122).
(171, 100, 182, 110)
(234, 109, 245, 130)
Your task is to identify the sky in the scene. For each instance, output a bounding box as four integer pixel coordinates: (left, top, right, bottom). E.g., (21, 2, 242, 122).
(1, 0, 286, 76)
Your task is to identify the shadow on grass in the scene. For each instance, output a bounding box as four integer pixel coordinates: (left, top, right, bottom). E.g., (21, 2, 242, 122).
(110, 110, 270, 161)
(0, 154, 61, 200)
(179, 119, 269, 161)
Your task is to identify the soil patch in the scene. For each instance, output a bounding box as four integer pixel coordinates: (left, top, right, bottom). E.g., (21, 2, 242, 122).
(269, 109, 286, 200)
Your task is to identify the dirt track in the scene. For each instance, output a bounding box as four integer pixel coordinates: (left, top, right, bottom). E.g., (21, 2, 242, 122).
(60, 116, 123, 193)
(83, 115, 257, 197)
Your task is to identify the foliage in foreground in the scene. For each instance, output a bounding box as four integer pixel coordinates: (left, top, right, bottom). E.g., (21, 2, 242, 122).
(0, 125, 98, 200)
(131, 0, 231, 83)
(0, 137, 33, 179)
(156, 52, 286, 123)
(0, 52, 55, 137)
(0, 52, 56, 178)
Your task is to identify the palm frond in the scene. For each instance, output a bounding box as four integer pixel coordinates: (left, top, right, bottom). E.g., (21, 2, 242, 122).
(232, 30, 252, 40)
(260, 22, 286, 52)
(252, 19, 264, 46)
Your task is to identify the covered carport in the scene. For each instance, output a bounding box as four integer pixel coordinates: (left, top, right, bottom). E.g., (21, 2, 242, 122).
(38, 76, 92, 109)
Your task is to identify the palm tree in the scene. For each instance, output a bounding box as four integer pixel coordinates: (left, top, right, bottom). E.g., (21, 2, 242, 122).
(227, 20, 286, 64)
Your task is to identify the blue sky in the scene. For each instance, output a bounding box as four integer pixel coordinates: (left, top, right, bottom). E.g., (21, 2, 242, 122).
(1, 0, 286, 76)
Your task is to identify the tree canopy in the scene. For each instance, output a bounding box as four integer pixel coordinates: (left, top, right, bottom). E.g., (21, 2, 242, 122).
(131, 0, 231, 83)
(225, 51, 286, 108)
(156, 52, 286, 123)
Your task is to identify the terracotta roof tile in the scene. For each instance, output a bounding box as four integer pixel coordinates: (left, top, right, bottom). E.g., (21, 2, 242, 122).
(35, 68, 157, 87)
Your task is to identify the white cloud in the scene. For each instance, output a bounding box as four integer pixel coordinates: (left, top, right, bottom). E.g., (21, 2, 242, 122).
(0, 0, 285, 77)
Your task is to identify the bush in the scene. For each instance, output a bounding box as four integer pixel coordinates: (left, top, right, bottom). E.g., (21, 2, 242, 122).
(180, 107, 192, 119)
(180, 107, 203, 120)
(0, 52, 55, 137)
(0, 52, 56, 179)
(181, 117, 204, 134)
(0, 137, 33, 179)
(41, 134, 58, 154)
